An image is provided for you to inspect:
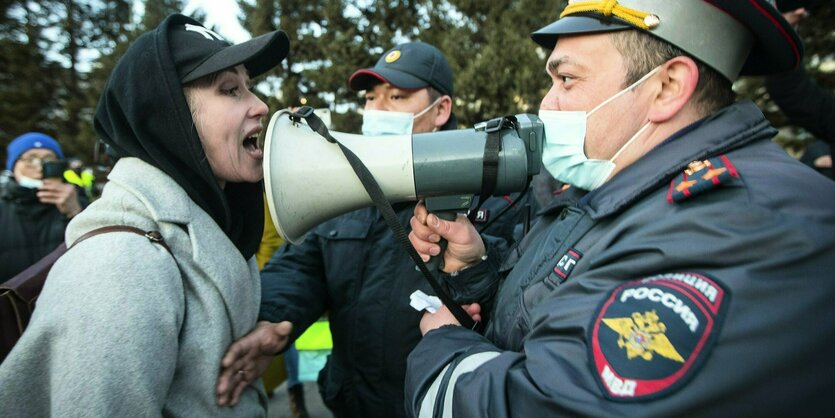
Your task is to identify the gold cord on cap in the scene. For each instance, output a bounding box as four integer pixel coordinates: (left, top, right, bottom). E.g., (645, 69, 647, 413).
(561, 0, 657, 30)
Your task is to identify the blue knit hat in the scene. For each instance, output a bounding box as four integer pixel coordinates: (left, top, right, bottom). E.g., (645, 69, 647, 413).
(6, 132, 64, 171)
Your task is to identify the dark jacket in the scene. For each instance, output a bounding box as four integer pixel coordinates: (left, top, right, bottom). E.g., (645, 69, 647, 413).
(406, 101, 835, 417)
(0, 180, 83, 282)
(766, 66, 835, 179)
(259, 195, 529, 418)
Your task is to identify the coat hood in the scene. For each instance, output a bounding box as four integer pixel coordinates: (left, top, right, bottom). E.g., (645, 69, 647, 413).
(93, 14, 270, 259)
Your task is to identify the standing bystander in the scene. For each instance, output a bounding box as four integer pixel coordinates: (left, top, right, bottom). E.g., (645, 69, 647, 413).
(0, 133, 85, 282)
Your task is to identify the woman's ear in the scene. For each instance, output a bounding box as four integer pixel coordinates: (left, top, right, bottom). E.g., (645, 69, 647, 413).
(647, 56, 699, 123)
(433, 95, 453, 129)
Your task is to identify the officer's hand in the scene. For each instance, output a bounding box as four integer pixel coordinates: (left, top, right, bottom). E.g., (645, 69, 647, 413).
(420, 303, 482, 336)
(38, 179, 82, 218)
(216, 320, 293, 406)
(409, 201, 485, 273)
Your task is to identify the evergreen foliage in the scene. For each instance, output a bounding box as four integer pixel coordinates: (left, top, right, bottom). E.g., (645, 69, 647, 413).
(1, 1, 832, 165)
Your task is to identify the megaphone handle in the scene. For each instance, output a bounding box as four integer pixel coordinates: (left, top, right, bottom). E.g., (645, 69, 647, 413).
(424, 211, 458, 273)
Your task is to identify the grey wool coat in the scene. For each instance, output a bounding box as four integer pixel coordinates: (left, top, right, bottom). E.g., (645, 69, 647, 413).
(0, 157, 268, 417)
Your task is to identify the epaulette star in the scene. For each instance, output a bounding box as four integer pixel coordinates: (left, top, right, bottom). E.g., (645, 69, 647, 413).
(667, 155, 740, 203)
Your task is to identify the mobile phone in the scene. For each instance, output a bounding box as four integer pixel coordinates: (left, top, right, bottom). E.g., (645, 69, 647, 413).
(42, 160, 67, 179)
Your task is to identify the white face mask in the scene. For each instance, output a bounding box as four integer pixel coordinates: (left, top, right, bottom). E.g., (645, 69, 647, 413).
(361, 97, 442, 136)
(540, 66, 660, 191)
(16, 175, 43, 189)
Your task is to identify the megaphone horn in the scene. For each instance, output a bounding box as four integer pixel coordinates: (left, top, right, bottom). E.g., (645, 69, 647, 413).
(264, 109, 543, 244)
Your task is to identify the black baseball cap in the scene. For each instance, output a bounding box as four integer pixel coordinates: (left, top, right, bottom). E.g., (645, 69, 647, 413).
(531, 0, 802, 82)
(348, 41, 454, 96)
(165, 14, 290, 84)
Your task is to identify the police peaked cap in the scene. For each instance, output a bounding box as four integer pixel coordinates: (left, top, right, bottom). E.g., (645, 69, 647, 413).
(531, 0, 803, 81)
(348, 41, 454, 96)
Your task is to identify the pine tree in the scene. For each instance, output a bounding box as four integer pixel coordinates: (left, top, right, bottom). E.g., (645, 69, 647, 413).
(3, 1, 832, 167)
(0, 0, 136, 164)
(0, 1, 66, 163)
(142, 0, 185, 30)
(421, 0, 561, 126)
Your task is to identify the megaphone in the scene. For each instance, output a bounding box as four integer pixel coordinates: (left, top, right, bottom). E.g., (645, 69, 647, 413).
(264, 109, 544, 244)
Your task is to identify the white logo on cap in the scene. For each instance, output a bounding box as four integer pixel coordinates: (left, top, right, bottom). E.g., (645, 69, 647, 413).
(185, 23, 225, 41)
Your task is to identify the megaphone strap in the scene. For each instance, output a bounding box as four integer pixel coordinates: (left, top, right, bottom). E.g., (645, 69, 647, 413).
(287, 106, 483, 333)
(468, 116, 503, 224)
(468, 116, 517, 226)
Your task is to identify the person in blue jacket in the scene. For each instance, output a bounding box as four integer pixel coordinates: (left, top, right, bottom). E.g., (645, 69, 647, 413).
(406, 1, 835, 416)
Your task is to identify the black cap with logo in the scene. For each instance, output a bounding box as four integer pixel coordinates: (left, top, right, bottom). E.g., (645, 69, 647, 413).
(348, 41, 454, 96)
(167, 14, 290, 84)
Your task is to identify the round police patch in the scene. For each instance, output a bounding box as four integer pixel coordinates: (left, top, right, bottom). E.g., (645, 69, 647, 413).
(385, 50, 401, 63)
(589, 272, 730, 401)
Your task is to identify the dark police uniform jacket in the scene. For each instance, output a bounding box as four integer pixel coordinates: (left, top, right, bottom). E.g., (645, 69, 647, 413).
(259, 195, 529, 418)
(405, 101, 835, 417)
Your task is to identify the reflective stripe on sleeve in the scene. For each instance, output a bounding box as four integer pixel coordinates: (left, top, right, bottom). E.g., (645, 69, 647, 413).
(418, 351, 501, 418)
(419, 363, 452, 418)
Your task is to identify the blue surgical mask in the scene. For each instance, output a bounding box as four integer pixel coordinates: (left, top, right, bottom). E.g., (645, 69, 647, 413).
(540, 67, 660, 190)
(361, 97, 443, 136)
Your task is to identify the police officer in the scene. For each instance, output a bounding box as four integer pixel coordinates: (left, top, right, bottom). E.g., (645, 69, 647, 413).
(406, 1, 835, 416)
(216, 42, 531, 417)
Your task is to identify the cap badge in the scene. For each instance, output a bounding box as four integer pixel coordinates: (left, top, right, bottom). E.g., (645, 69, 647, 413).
(561, 0, 655, 30)
(385, 50, 401, 63)
(643, 14, 660, 29)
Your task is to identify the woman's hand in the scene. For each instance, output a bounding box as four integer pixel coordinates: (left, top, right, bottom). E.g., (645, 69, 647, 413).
(216, 320, 293, 406)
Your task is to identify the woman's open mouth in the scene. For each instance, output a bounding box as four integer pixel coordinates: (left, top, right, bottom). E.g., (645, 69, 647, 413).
(243, 133, 263, 160)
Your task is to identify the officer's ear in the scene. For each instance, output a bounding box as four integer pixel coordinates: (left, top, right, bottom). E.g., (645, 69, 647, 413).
(432, 95, 452, 130)
(647, 56, 699, 123)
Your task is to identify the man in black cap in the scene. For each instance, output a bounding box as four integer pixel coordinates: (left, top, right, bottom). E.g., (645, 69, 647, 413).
(350, 41, 456, 134)
(406, 1, 835, 416)
(217, 42, 528, 418)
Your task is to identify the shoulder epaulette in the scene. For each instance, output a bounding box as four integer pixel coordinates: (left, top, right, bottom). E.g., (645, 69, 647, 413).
(667, 155, 739, 203)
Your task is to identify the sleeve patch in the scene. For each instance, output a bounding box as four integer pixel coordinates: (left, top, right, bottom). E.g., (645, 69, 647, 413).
(667, 156, 740, 203)
(588, 272, 730, 401)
